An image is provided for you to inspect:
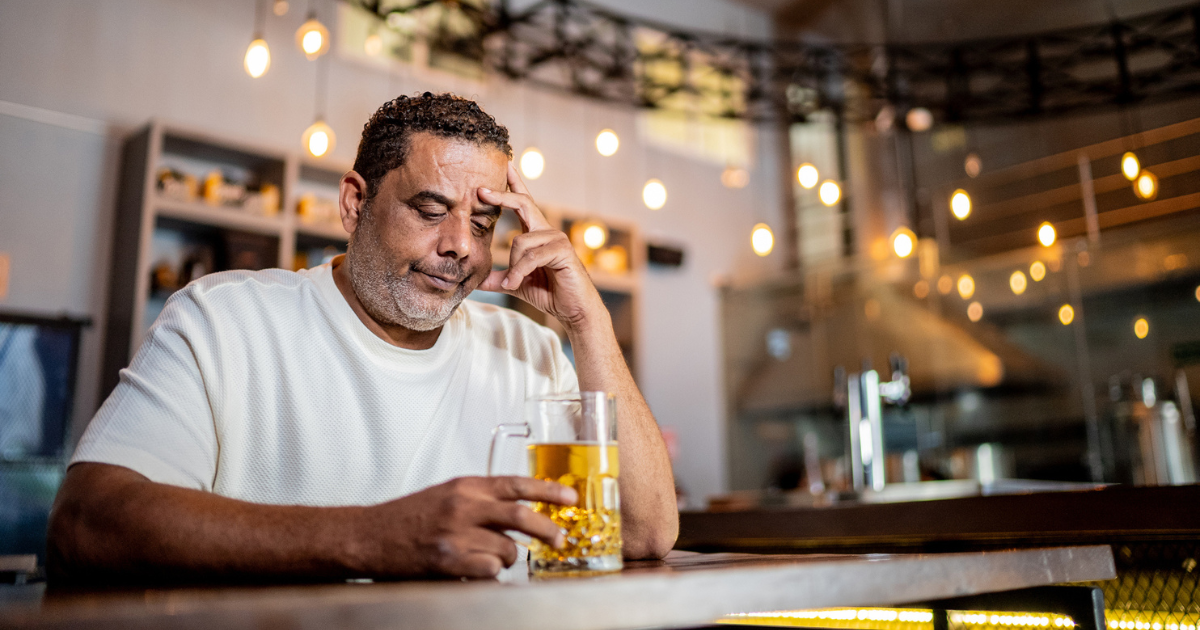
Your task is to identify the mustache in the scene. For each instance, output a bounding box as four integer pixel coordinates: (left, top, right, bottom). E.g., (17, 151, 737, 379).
(409, 259, 468, 283)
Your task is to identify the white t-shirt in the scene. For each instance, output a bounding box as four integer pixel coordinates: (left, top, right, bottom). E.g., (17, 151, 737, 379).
(72, 263, 577, 507)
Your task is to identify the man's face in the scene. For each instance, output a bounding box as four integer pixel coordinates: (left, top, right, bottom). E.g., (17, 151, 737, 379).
(346, 132, 507, 332)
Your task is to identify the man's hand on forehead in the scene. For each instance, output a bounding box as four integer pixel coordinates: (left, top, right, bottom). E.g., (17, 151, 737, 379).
(475, 163, 607, 333)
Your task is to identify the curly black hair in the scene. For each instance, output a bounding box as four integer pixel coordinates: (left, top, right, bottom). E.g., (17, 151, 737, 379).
(352, 92, 512, 201)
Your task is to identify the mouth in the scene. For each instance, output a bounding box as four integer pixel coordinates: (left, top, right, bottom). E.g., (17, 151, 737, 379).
(416, 269, 463, 292)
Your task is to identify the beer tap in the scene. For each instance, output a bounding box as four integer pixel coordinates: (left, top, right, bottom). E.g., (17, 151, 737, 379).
(836, 354, 911, 493)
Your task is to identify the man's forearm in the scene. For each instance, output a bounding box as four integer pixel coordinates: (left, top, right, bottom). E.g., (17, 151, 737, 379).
(565, 311, 679, 559)
(49, 463, 369, 584)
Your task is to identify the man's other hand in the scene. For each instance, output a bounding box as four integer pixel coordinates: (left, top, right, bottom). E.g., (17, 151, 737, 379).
(352, 476, 576, 579)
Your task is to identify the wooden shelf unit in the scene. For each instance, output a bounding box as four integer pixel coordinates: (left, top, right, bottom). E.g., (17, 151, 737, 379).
(101, 121, 350, 398)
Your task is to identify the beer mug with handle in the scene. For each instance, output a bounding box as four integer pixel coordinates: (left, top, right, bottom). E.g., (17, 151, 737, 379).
(488, 391, 622, 575)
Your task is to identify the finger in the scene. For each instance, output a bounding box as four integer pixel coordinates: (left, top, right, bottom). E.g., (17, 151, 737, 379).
(504, 243, 574, 290)
(477, 269, 513, 294)
(478, 186, 551, 232)
(442, 552, 506, 579)
(480, 501, 565, 548)
(507, 230, 563, 268)
(488, 476, 578, 504)
(465, 528, 522, 568)
(504, 159, 528, 194)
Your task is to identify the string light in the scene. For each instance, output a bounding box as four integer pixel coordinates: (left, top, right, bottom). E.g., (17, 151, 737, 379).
(951, 189, 971, 220)
(244, 38, 271, 78)
(1121, 152, 1140, 180)
(1134, 170, 1158, 200)
(643, 179, 667, 210)
(1195, 284, 1200, 302)
(751, 223, 774, 256)
(906, 107, 933, 132)
(302, 120, 335, 157)
(1010, 270, 1027, 295)
(1134, 317, 1150, 339)
(797, 163, 819, 189)
(520, 147, 545, 179)
(938, 275, 954, 295)
(958, 274, 975, 299)
(595, 129, 619, 156)
(968, 301, 984, 322)
(892, 227, 916, 258)
(1059, 304, 1075, 325)
(273, 0, 289, 16)
(1038, 222, 1057, 247)
(913, 280, 930, 298)
(1030, 261, 1047, 281)
(819, 180, 841, 206)
(296, 14, 331, 60)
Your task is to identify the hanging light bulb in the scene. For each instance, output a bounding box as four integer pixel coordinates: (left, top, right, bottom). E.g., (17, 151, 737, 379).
(1038, 222, 1057, 247)
(1134, 170, 1158, 201)
(595, 129, 619, 157)
(519, 147, 545, 179)
(950, 189, 971, 220)
(721, 166, 749, 189)
(581, 221, 608, 250)
(1030, 261, 1047, 281)
(1059, 304, 1075, 325)
(1134, 317, 1150, 339)
(957, 274, 975, 299)
(1121, 152, 1140, 181)
(273, 0, 289, 16)
(797, 163, 819, 189)
(967, 301, 984, 322)
(819, 180, 841, 206)
(891, 227, 916, 258)
(296, 14, 330, 60)
(906, 107, 933, 132)
(1010, 270, 1028, 295)
(303, 119, 335, 158)
(751, 223, 774, 257)
(244, 37, 271, 78)
(964, 153, 982, 178)
(643, 179, 667, 210)
(364, 32, 384, 56)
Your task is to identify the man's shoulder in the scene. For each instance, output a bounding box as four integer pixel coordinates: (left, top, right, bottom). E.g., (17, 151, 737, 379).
(161, 267, 324, 328)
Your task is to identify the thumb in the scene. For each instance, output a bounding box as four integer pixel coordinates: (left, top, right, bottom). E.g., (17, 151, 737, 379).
(478, 269, 514, 294)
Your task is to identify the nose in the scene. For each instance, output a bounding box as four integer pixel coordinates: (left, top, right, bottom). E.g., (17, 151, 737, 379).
(436, 212, 472, 261)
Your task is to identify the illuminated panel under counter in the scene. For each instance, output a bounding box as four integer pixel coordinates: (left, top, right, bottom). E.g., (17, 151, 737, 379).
(715, 609, 1200, 630)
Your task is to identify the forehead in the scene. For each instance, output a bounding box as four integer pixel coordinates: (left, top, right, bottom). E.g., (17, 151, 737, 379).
(385, 132, 508, 198)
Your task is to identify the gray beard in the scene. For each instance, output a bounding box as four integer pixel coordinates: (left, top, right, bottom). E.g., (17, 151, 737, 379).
(346, 221, 472, 333)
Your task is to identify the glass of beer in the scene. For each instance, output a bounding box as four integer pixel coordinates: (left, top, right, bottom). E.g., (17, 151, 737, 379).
(488, 392, 622, 576)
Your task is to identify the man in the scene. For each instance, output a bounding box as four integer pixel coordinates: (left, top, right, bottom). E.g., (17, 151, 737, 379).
(48, 93, 678, 583)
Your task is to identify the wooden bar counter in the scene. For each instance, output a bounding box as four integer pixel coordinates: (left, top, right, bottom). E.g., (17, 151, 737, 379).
(0, 547, 1115, 630)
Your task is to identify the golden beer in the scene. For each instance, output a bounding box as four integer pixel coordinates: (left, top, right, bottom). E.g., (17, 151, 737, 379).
(527, 442, 622, 574)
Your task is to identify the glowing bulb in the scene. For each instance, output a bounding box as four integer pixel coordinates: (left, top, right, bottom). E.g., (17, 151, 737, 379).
(1121, 152, 1140, 180)
(273, 0, 289, 16)
(581, 223, 607, 250)
(751, 223, 774, 256)
(967, 301, 983, 322)
(891, 227, 915, 258)
(797, 163, 819, 189)
(964, 153, 982, 177)
(244, 38, 271, 78)
(1134, 317, 1149, 339)
(906, 107, 933, 132)
(1134, 170, 1158, 201)
(595, 129, 619, 156)
(643, 179, 667, 210)
(295, 16, 330, 60)
(957, 274, 975, 299)
(1195, 284, 1199, 302)
(721, 166, 749, 189)
(364, 33, 383, 56)
(913, 280, 930, 298)
(1038, 222, 1056, 247)
(1010, 270, 1027, 295)
(1030, 261, 1046, 281)
(819, 180, 841, 206)
(951, 189, 971, 220)
(937, 275, 953, 294)
(519, 147, 545, 179)
(302, 120, 335, 158)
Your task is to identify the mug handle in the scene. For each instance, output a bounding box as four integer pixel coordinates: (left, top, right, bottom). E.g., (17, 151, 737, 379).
(488, 423, 531, 477)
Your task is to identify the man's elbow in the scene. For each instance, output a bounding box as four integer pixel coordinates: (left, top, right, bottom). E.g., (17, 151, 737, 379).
(625, 513, 679, 560)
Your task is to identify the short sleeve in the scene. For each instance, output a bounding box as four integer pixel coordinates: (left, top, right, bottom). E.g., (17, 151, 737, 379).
(71, 289, 218, 491)
(554, 339, 580, 394)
